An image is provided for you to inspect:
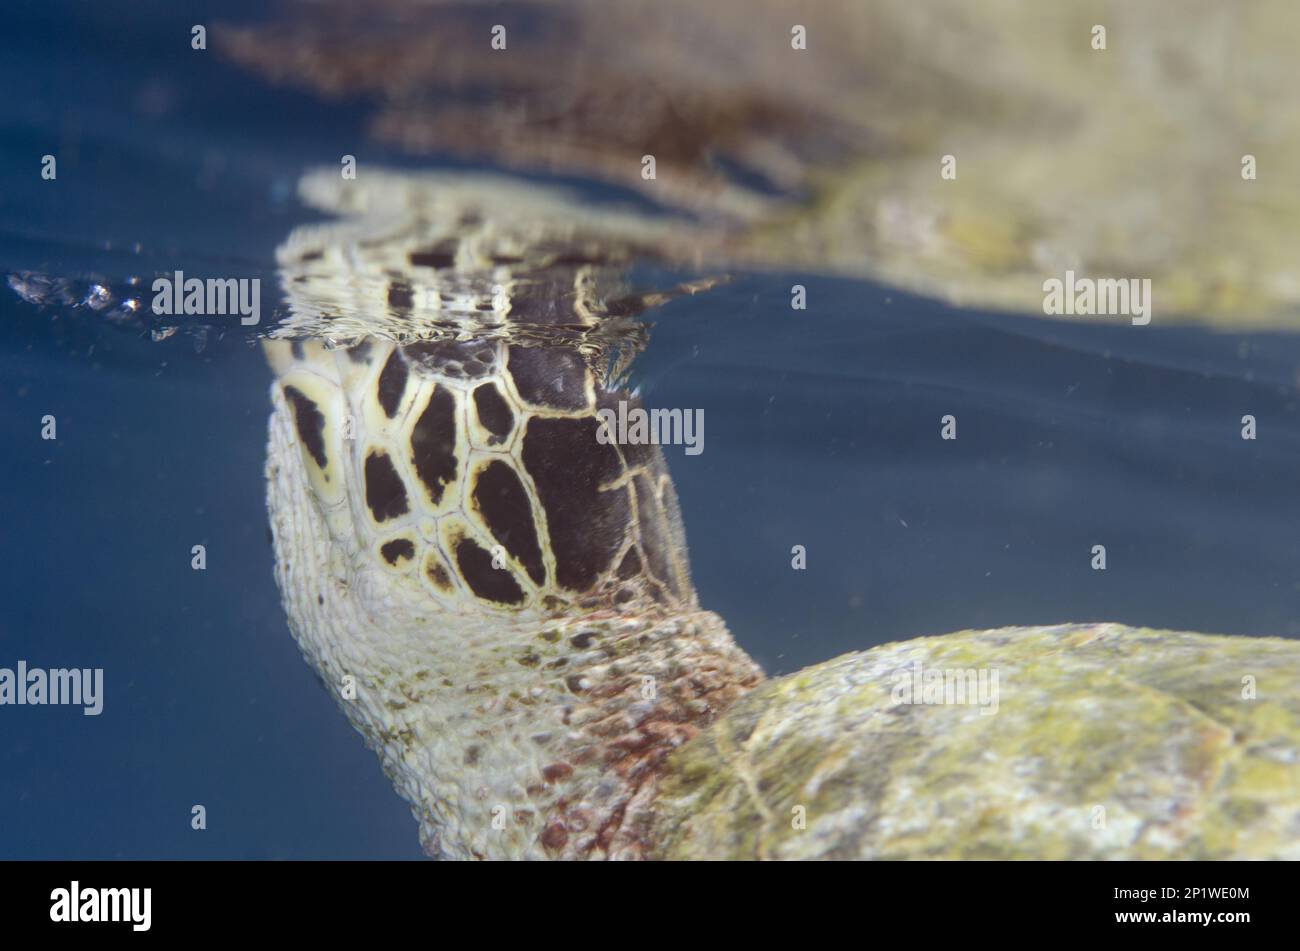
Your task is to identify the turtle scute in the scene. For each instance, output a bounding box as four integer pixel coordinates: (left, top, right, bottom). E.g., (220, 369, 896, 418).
(649, 624, 1300, 860)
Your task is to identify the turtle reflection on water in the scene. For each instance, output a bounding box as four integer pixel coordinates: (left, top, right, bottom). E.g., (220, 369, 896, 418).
(223, 0, 1300, 329)
(263, 170, 1300, 859)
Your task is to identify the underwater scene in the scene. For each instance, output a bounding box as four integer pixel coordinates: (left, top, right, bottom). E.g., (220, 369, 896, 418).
(1, 0, 1299, 875)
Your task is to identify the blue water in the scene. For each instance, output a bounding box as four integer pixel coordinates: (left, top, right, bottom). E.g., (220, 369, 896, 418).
(2, 2, 1299, 859)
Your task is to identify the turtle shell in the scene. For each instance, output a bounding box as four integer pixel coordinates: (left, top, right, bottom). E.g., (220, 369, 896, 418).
(651, 624, 1300, 859)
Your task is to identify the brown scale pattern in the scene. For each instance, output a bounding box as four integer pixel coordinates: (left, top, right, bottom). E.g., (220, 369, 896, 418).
(340, 334, 694, 619)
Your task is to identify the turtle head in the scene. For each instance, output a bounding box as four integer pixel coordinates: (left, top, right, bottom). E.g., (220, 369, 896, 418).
(261, 170, 762, 859)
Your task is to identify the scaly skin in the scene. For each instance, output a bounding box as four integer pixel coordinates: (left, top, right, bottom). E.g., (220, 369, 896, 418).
(268, 379, 760, 857)
(262, 174, 762, 857)
(262, 170, 1300, 859)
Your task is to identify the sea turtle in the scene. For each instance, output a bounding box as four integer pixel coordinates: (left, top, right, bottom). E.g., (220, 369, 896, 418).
(262, 169, 1300, 860)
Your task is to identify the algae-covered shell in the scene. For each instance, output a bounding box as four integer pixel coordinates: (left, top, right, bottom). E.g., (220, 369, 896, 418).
(651, 624, 1300, 859)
